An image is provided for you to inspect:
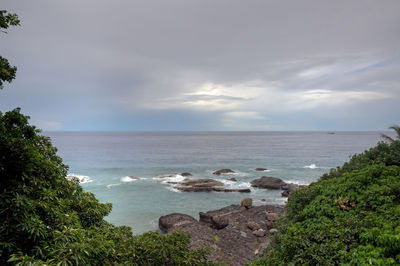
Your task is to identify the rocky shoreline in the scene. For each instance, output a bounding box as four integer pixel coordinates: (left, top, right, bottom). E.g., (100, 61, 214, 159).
(159, 198, 285, 265)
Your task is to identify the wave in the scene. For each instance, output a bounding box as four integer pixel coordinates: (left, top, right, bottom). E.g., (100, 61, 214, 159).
(165, 186, 182, 193)
(66, 174, 93, 184)
(106, 183, 121, 189)
(284, 179, 310, 186)
(121, 176, 140, 182)
(303, 164, 318, 169)
(153, 174, 186, 184)
(220, 179, 252, 189)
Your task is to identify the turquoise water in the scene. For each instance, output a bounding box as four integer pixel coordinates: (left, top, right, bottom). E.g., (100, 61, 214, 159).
(47, 131, 383, 234)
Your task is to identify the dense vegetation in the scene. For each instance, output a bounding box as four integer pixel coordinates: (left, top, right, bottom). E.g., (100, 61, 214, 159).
(251, 138, 400, 265)
(0, 10, 211, 265)
(0, 109, 211, 265)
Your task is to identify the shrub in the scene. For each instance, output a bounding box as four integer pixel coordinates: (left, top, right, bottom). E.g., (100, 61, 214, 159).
(251, 140, 400, 265)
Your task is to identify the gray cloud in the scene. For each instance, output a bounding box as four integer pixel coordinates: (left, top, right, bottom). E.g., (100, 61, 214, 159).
(1, 0, 399, 130)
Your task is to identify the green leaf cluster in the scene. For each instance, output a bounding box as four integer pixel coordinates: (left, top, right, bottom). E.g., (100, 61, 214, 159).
(0, 109, 211, 265)
(0, 10, 19, 90)
(250, 140, 400, 265)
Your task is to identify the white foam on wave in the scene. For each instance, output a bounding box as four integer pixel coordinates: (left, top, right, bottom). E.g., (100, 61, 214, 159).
(153, 174, 186, 184)
(121, 176, 139, 182)
(165, 186, 182, 193)
(303, 164, 318, 169)
(66, 174, 93, 184)
(106, 183, 121, 189)
(220, 179, 252, 189)
(284, 179, 310, 186)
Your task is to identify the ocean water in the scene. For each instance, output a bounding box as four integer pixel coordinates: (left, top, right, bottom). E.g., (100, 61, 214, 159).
(47, 131, 383, 234)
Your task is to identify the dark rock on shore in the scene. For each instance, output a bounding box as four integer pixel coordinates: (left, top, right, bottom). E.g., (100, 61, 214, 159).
(213, 169, 236, 175)
(159, 213, 198, 233)
(255, 168, 268, 171)
(159, 202, 285, 265)
(281, 183, 308, 197)
(250, 176, 286, 189)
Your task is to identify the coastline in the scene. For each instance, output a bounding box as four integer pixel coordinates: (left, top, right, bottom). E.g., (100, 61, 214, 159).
(158, 198, 285, 265)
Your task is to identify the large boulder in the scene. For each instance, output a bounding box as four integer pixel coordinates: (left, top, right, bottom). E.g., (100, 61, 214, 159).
(241, 198, 253, 209)
(159, 213, 198, 233)
(213, 169, 236, 175)
(250, 176, 287, 189)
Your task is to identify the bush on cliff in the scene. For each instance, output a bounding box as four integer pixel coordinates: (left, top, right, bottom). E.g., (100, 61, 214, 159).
(251, 140, 400, 265)
(0, 109, 211, 265)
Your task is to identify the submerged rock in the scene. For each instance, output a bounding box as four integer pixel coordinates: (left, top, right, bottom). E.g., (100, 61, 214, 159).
(255, 168, 268, 171)
(213, 169, 236, 175)
(226, 177, 237, 182)
(157, 173, 178, 178)
(181, 172, 192, 177)
(250, 176, 287, 189)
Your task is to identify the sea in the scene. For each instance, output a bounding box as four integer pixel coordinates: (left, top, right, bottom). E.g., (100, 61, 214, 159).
(46, 131, 384, 234)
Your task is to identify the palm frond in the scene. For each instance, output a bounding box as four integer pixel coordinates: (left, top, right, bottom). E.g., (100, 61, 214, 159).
(388, 125, 400, 139)
(380, 133, 394, 143)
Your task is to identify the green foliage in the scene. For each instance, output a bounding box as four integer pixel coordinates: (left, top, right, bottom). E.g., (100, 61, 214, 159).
(0, 109, 211, 265)
(0, 10, 19, 90)
(250, 140, 400, 265)
(321, 140, 400, 180)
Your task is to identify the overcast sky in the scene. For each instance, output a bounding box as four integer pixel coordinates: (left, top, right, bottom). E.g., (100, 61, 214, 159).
(1, 0, 399, 131)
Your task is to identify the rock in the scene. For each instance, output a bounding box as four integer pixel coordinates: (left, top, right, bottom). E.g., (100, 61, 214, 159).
(211, 216, 229, 230)
(226, 177, 237, 182)
(157, 173, 178, 178)
(181, 172, 192, 177)
(177, 187, 250, 193)
(161, 203, 286, 265)
(255, 168, 268, 171)
(212, 188, 251, 192)
(252, 229, 266, 237)
(247, 221, 261, 231)
(265, 221, 274, 229)
(127, 176, 140, 180)
(213, 169, 236, 175)
(260, 199, 266, 202)
(269, 228, 279, 234)
(159, 213, 198, 233)
(180, 178, 224, 187)
(241, 198, 253, 209)
(281, 190, 290, 197)
(266, 212, 279, 221)
(250, 176, 287, 189)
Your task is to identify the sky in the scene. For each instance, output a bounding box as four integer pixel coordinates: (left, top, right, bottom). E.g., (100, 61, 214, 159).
(1, 0, 399, 131)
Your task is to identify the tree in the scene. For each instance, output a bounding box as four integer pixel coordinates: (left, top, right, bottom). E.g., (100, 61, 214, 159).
(0, 10, 20, 90)
(0, 10, 211, 265)
(381, 125, 400, 143)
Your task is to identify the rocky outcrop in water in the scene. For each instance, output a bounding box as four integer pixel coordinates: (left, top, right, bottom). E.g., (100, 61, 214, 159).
(159, 201, 285, 265)
(250, 176, 287, 189)
(170, 178, 251, 193)
(255, 168, 268, 171)
(213, 169, 236, 175)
